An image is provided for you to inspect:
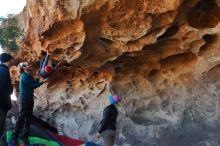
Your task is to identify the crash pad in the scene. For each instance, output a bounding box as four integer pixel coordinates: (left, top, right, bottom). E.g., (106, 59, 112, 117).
(6, 131, 60, 146)
(80, 142, 100, 146)
(52, 134, 84, 146)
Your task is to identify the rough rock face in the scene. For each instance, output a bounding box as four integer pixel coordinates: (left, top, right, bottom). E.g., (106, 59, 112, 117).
(15, 0, 220, 145)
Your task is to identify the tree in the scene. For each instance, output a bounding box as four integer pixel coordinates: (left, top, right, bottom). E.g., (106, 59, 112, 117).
(0, 15, 23, 52)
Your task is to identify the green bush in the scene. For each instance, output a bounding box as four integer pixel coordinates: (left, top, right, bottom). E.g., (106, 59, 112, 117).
(0, 15, 23, 52)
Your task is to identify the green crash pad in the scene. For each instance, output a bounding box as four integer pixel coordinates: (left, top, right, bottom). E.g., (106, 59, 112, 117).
(6, 131, 60, 146)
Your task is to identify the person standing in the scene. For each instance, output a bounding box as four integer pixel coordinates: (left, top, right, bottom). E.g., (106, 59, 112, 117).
(96, 95, 121, 146)
(11, 62, 47, 145)
(0, 53, 15, 145)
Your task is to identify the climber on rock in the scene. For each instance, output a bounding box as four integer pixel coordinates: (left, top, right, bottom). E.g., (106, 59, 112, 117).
(0, 53, 15, 146)
(39, 52, 61, 79)
(96, 95, 121, 146)
(10, 62, 48, 146)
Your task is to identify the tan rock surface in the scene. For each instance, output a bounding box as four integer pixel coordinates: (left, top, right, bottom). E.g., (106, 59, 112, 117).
(13, 0, 220, 145)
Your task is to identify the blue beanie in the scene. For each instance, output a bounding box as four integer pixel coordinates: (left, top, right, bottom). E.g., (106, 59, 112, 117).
(0, 53, 13, 63)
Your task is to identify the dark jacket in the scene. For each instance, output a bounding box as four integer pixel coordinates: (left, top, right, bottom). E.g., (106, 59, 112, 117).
(0, 64, 13, 110)
(19, 72, 43, 99)
(99, 104, 118, 133)
(40, 70, 49, 79)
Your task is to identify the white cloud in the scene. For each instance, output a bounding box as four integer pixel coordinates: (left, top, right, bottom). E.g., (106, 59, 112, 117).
(11, 93, 17, 101)
(0, 0, 27, 17)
